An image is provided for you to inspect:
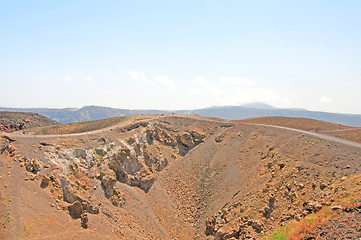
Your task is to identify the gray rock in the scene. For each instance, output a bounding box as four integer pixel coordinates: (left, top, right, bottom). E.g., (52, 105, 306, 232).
(40, 176, 50, 188)
(0, 138, 9, 154)
(68, 200, 83, 219)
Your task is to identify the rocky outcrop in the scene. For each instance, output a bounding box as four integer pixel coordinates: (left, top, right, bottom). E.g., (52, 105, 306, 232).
(25, 158, 41, 173)
(0, 137, 9, 154)
(100, 167, 117, 197)
(62, 182, 79, 203)
(177, 131, 205, 156)
(37, 122, 207, 231)
(110, 187, 125, 207)
(68, 200, 83, 219)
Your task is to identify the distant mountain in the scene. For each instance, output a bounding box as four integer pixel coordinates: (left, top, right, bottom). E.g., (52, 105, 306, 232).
(183, 106, 361, 127)
(0, 106, 169, 124)
(240, 102, 275, 109)
(1, 103, 361, 127)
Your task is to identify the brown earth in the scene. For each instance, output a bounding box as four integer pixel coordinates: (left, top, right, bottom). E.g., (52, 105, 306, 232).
(22, 116, 127, 135)
(0, 115, 360, 239)
(0, 112, 59, 133)
(237, 116, 361, 143)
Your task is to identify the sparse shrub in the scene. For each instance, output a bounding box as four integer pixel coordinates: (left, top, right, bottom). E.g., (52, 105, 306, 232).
(23, 224, 30, 236)
(268, 226, 288, 240)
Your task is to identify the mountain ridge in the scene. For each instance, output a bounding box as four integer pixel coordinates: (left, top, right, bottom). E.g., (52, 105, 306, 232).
(1, 103, 361, 127)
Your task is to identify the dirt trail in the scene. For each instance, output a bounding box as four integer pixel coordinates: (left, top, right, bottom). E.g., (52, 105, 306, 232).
(246, 123, 361, 149)
(3, 115, 361, 149)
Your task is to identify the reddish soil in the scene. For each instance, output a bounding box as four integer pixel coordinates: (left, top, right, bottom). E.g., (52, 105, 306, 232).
(0, 112, 58, 133)
(238, 116, 361, 143)
(0, 115, 360, 239)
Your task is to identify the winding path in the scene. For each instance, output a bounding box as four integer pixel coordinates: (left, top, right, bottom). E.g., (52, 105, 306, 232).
(2, 114, 361, 149)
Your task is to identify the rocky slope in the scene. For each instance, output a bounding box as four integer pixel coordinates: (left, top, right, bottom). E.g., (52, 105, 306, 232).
(0, 115, 360, 239)
(0, 112, 59, 133)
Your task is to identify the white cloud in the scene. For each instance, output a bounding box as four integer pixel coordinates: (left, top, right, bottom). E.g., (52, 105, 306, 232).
(219, 76, 256, 86)
(85, 75, 93, 82)
(155, 75, 176, 88)
(189, 88, 203, 95)
(320, 96, 331, 103)
(194, 76, 208, 85)
(127, 70, 147, 82)
(217, 87, 291, 107)
(207, 85, 226, 96)
(63, 74, 72, 83)
(112, 78, 119, 83)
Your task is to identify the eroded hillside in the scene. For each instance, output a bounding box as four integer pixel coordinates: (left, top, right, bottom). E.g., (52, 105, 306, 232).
(0, 115, 360, 239)
(0, 112, 59, 133)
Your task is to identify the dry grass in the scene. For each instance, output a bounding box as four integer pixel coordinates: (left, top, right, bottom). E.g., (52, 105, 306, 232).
(24, 116, 126, 135)
(267, 195, 361, 240)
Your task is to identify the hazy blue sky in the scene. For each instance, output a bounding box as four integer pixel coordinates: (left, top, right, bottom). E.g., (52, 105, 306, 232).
(1, 1, 361, 114)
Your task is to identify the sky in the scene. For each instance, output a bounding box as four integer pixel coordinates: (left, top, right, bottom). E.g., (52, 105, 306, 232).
(1, 1, 361, 114)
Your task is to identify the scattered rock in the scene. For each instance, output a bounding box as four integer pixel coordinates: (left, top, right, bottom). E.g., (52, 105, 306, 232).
(110, 187, 125, 207)
(81, 211, 88, 228)
(40, 142, 54, 147)
(97, 137, 108, 144)
(215, 133, 226, 143)
(320, 182, 328, 190)
(205, 214, 217, 236)
(25, 158, 41, 173)
(303, 201, 322, 213)
(248, 220, 264, 233)
(40, 176, 50, 188)
(69, 162, 79, 174)
(26, 173, 37, 181)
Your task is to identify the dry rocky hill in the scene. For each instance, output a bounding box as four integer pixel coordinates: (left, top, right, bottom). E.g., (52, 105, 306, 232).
(0, 112, 59, 133)
(0, 115, 360, 239)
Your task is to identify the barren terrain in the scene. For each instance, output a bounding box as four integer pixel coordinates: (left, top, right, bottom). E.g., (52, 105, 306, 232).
(1, 115, 360, 239)
(0, 112, 59, 133)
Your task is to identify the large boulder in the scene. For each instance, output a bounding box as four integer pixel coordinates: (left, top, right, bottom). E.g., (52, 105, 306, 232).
(40, 176, 50, 188)
(179, 132, 194, 148)
(68, 200, 83, 219)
